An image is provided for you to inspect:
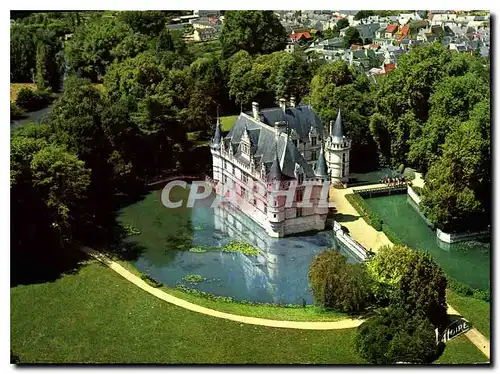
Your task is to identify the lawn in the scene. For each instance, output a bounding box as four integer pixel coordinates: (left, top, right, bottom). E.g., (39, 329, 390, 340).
(11, 261, 363, 364)
(436, 335, 488, 364)
(10, 83, 37, 102)
(220, 115, 239, 132)
(11, 261, 487, 364)
(447, 290, 490, 340)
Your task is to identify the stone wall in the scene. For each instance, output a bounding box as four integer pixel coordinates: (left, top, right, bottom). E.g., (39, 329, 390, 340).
(332, 220, 371, 261)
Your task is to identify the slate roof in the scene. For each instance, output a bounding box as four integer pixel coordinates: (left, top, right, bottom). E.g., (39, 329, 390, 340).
(330, 109, 344, 141)
(223, 105, 323, 180)
(314, 144, 328, 177)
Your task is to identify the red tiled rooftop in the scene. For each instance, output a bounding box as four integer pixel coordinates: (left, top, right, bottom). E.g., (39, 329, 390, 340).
(386, 24, 398, 33)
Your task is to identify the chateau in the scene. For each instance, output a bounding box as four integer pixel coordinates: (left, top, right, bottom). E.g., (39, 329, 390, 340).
(210, 98, 351, 237)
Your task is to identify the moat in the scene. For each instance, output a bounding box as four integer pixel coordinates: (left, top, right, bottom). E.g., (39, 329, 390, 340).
(119, 186, 490, 305)
(364, 194, 490, 292)
(119, 187, 359, 305)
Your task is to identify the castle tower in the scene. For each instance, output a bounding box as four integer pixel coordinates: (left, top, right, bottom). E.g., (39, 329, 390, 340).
(266, 142, 286, 238)
(325, 109, 351, 184)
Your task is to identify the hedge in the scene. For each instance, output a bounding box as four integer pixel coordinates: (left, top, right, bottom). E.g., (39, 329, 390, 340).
(381, 224, 404, 245)
(345, 193, 383, 231)
(412, 186, 423, 196)
(447, 276, 490, 302)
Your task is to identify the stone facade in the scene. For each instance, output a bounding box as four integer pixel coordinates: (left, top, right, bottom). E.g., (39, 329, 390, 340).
(210, 100, 339, 237)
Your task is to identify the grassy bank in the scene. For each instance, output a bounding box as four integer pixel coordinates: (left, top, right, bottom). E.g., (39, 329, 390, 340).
(11, 261, 486, 364)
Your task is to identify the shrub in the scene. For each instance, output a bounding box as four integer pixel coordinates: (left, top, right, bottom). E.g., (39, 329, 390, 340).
(309, 249, 374, 313)
(396, 252, 448, 328)
(140, 274, 162, 288)
(10, 102, 25, 120)
(15, 87, 52, 112)
(403, 167, 416, 180)
(366, 244, 416, 303)
(355, 305, 440, 364)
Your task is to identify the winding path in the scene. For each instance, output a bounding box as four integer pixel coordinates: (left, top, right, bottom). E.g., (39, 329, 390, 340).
(81, 247, 364, 330)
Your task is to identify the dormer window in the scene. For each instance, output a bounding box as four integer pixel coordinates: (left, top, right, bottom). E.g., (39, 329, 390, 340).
(241, 142, 250, 155)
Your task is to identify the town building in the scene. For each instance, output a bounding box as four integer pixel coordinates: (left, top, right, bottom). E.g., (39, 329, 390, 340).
(209, 100, 350, 237)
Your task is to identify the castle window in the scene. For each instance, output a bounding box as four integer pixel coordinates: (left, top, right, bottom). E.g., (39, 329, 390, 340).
(295, 188, 304, 202)
(297, 173, 304, 185)
(292, 139, 298, 148)
(241, 142, 250, 155)
(241, 187, 247, 199)
(311, 137, 317, 147)
(223, 175, 227, 184)
(297, 208, 303, 217)
(253, 198, 257, 206)
(242, 173, 248, 183)
(311, 150, 317, 160)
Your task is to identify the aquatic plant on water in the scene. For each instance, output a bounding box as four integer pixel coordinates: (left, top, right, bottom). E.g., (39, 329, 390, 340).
(183, 274, 207, 284)
(223, 241, 260, 256)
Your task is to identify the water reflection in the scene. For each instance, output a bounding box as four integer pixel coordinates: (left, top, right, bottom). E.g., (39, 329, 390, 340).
(135, 202, 358, 305)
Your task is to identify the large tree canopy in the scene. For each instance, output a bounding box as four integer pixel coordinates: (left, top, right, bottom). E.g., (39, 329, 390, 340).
(309, 61, 378, 172)
(220, 11, 287, 58)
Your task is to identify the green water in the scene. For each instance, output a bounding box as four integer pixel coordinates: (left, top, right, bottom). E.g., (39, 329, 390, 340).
(364, 194, 490, 292)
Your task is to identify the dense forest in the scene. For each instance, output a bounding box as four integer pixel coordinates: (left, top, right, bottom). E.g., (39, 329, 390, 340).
(10, 11, 490, 283)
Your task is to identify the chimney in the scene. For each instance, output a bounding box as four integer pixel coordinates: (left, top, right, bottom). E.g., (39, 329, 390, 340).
(290, 96, 296, 107)
(252, 102, 259, 120)
(279, 98, 286, 111)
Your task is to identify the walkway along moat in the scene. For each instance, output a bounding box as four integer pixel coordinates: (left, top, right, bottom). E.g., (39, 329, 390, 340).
(119, 187, 360, 305)
(364, 194, 490, 292)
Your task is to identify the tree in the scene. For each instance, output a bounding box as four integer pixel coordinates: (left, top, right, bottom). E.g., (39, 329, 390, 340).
(220, 11, 287, 58)
(310, 62, 378, 172)
(407, 72, 489, 173)
(308, 249, 373, 313)
(355, 305, 439, 364)
(10, 24, 37, 82)
(337, 18, 349, 29)
(67, 16, 130, 81)
(366, 244, 416, 302)
(118, 11, 168, 36)
(396, 252, 448, 328)
(30, 144, 91, 243)
(354, 11, 376, 20)
(343, 27, 362, 47)
(420, 100, 490, 232)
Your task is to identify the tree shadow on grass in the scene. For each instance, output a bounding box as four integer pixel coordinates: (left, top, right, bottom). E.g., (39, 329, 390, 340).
(11, 243, 88, 287)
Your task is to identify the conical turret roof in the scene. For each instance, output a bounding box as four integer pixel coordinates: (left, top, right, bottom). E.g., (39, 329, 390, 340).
(267, 145, 284, 182)
(331, 109, 344, 142)
(314, 143, 328, 178)
(211, 117, 222, 146)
